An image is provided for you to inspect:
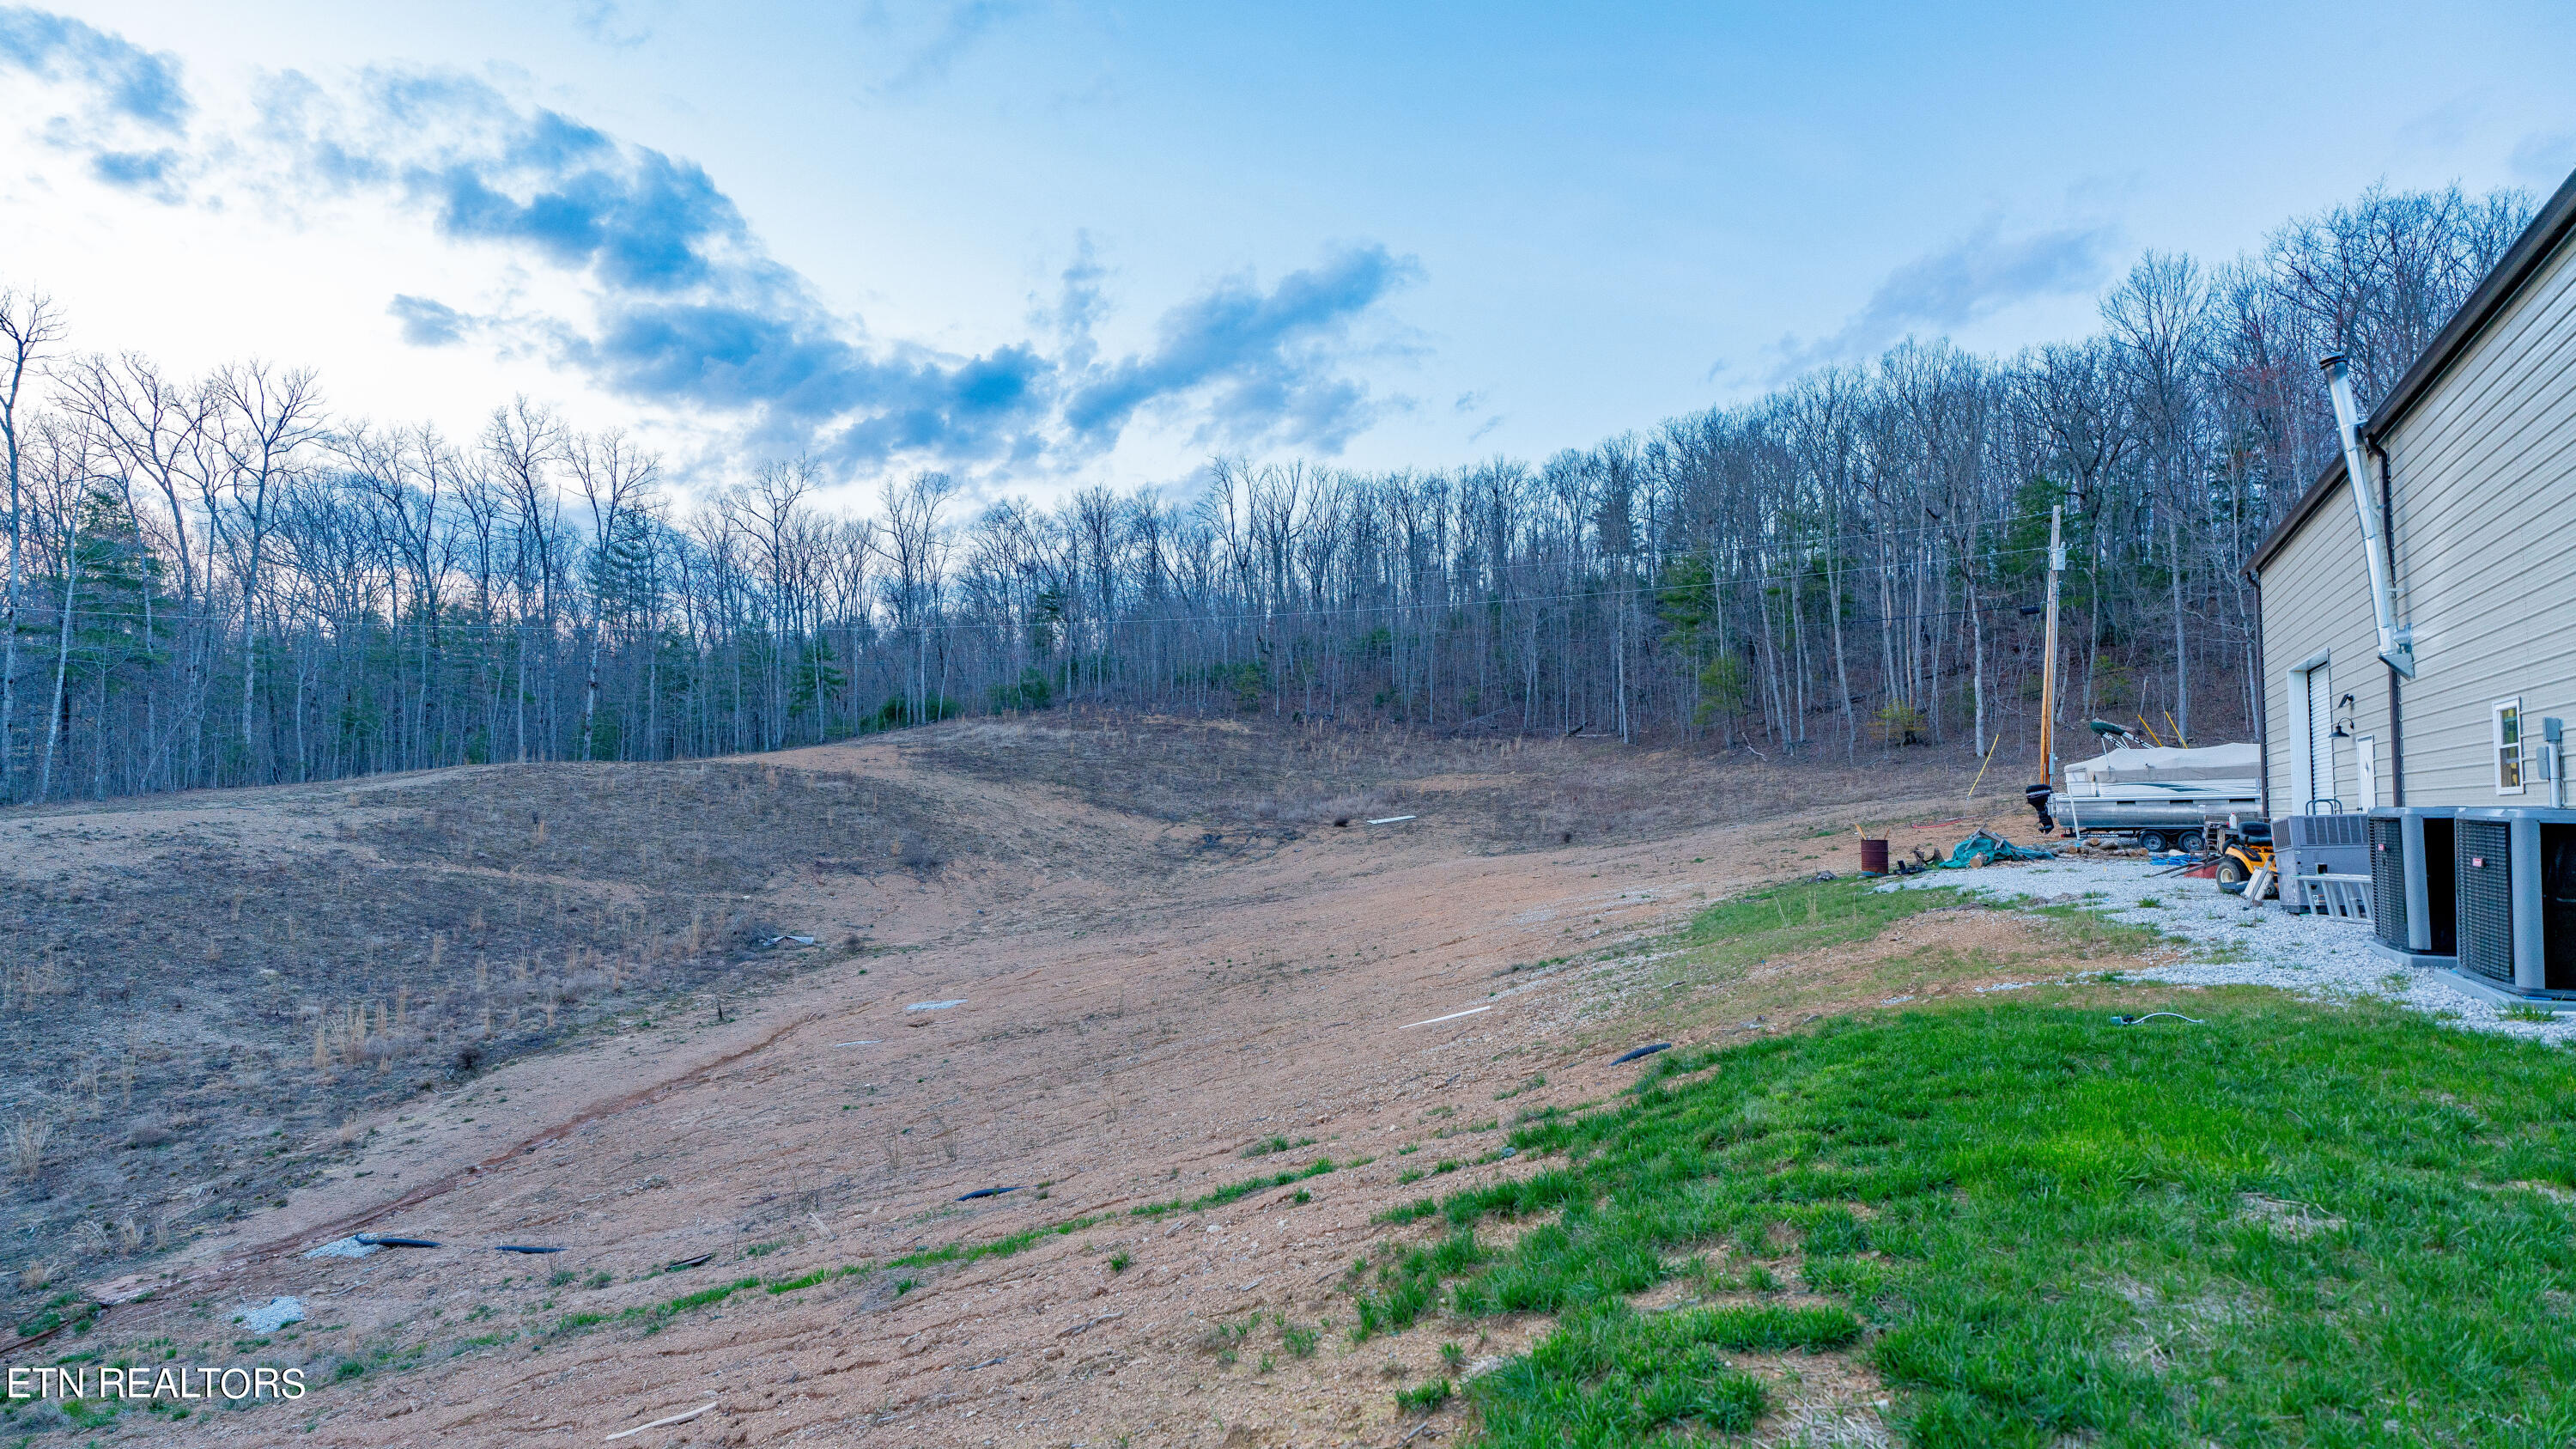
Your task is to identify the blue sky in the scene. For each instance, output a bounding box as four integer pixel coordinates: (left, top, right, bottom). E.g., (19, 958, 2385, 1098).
(4, 1, 2572, 506)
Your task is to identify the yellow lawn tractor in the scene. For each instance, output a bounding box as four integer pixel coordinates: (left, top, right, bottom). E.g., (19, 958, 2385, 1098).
(2214, 819, 2275, 897)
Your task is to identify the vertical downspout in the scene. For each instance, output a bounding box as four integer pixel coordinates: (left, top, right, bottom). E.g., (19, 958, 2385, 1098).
(2373, 441, 2404, 807)
(2249, 568, 2269, 821)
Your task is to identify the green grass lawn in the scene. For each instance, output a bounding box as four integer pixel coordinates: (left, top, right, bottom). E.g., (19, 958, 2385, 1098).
(1677, 875, 1976, 961)
(1613, 877, 2171, 1052)
(1367, 997, 2576, 1447)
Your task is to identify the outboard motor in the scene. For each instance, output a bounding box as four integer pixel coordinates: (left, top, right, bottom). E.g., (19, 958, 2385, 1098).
(2026, 782, 2055, 833)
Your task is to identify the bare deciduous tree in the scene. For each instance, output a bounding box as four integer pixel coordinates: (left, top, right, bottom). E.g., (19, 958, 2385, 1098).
(0, 179, 2542, 802)
(0, 287, 67, 795)
(209, 361, 325, 774)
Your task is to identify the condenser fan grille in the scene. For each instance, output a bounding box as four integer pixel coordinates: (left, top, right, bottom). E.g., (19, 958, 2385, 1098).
(2458, 819, 2515, 984)
(2369, 814, 2408, 951)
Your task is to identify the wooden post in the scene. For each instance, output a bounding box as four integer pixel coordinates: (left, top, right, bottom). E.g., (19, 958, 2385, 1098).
(2038, 505, 2065, 791)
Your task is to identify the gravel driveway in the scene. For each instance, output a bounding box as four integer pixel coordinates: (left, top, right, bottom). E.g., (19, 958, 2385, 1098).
(1884, 856, 2576, 1044)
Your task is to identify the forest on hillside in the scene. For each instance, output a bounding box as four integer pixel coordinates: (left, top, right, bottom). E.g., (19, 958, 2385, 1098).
(0, 181, 2535, 804)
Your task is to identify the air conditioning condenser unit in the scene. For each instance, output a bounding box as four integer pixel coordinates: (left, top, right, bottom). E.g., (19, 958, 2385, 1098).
(2276, 812, 2368, 914)
(2366, 807, 2458, 967)
(2451, 807, 2576, 1002)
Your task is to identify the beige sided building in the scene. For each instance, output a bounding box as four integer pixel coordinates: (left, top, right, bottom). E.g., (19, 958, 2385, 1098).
(2248, 166, 2576, 817)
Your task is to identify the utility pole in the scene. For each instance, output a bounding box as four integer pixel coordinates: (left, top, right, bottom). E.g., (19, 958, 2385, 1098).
(2033, 505, 2065, 828)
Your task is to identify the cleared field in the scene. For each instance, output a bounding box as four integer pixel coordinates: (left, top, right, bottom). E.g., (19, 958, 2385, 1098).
(9, 716, 2374, 1448)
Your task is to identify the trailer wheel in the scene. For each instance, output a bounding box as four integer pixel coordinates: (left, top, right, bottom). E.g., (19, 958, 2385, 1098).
(2141, 831, 2172, 853)
(2175, 828, 2205, 853)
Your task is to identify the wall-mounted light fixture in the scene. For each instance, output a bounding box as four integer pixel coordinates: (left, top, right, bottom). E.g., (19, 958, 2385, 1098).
(2330, 692, 2358, 740)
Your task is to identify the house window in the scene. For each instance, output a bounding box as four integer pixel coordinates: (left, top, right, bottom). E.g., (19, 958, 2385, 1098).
(2496, 698, 2527, 794)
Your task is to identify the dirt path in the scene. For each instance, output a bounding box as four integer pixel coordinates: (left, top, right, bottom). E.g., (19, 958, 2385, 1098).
(21, 729, 2024, 1447)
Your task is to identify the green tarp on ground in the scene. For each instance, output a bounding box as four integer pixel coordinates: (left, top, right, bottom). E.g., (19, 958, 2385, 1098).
(1938, 830, 2055, 868)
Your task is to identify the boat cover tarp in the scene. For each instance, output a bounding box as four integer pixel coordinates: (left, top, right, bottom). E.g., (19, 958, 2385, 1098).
(2063, 742, 2258, 790)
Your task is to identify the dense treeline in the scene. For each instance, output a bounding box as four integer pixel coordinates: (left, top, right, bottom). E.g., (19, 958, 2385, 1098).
(0, 182, 2533, 803)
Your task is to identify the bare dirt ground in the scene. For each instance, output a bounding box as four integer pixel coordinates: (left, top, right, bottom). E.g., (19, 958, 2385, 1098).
(0, 715, 2129, 1448)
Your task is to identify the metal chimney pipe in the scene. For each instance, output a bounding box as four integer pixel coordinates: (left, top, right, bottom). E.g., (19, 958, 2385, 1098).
(2319, 355, 2414, 677)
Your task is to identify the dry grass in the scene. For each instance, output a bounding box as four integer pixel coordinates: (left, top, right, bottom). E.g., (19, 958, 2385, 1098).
(0, 709, 1981, 1311)
(908, 708, 1983, 852)
(6, 1115, 52, 1182)
(0, 754, 978, 1284)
